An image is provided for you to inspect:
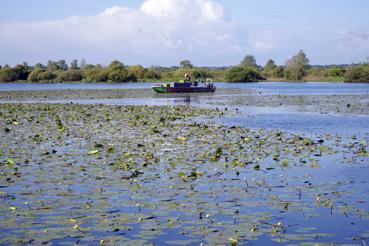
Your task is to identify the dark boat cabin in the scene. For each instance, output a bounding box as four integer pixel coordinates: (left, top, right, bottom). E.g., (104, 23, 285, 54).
(173, 82, 192, 88)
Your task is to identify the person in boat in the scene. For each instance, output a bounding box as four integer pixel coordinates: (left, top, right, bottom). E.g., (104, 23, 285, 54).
(184, 73, 191, 82)
(184, 73, 199, 86)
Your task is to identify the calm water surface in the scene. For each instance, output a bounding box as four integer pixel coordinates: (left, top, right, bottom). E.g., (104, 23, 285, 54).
(1, 82, 369, 95)
(1, 83, 369, 245)
(2, 82, 369, 139)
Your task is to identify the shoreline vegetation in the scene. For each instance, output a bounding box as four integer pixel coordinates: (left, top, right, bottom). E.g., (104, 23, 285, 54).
(1, 50, 369, 84)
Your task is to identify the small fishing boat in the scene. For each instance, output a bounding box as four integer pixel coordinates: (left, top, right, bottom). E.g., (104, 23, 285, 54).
(152, 78, 216, 94)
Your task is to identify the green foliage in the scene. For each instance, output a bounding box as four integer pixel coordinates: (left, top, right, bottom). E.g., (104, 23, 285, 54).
(37, 71, 57, 82)
(128, 65, 146, 79)
(83, 66, 108, 82)
(34, 63, 45, 69)
(143, 69, 161, 80)
(47, 60, 68, 71)
(324, 67, 346, 77)
(109, 70, 136, 82)
(270, 66, 285, 78)
(0, 64, 30, 82)
(108, 60, 125, 70)
(3, 55, 368, 83)
(28, 68, 45, 82)
(191, 69, 209, 80)
(225, 66, 261, 82)
(0, 68, 19, 82)
(344, 64, 369, 82)
(163, 68, 211, 82)
(58, 70, 82, 82)
(284, 50, 309, 81)
(241, 55, 257, 68)
(105, 61, 136, 82)
(264, 59, 276, 71)
(127, 65, 161, 81)
(70, 59, 79, 70)
(262, 59, 277, 77)
(308, 66, 345, 78)
(179, 60, 193, 69)
(306, 66, 346, 82)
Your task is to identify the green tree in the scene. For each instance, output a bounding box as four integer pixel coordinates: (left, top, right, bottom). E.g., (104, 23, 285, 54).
(143, 69, 161, 80)
(225, 66, 261, 82)
(128, 65, 146, 80)
(263, 59, 277, 78)
(14, 64, 31, 80)
(108, 70, 136, 82)
(28, 68, 45, 82)
(37, 70, 57, 82)
(191, 69, 209, 80)
(271, 66, 285, 78)
(0, 67, 19, 82)
(284, 50, 309, 81)
(57, 60, 68, 70)
(108, 60, 125, 69)
(70, 59, 79, 70)
(0, 64, 30, 82)
(264, 59, 276, 71)
(83, 66, 108, 82)
(180, 60, 193, 69)
(58, 70, 82, 82)
(344, 64, 369, 82)
(35, 63, 45, 69)
(240, 55, 257, 68)
(105, 60, 136, 82)
(322, 67, 346, 77)
(47, 60, 59, 71)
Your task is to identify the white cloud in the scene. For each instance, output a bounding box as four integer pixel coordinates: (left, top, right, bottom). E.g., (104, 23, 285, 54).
(99, 6, 130, 17)
(1, 1, 369, 66)
(0, 0, 244, 66)
(251, 40, 275, 51)
(200, 0, 226, 22)
(140, 0, 224, 23)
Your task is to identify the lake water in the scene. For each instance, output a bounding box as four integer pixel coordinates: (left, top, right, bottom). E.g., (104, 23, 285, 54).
(1, 81, 369, 95)
(2, 82, 368, 140)
(1, 83, 369, 245)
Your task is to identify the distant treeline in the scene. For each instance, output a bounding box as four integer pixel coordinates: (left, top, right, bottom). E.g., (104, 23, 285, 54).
(1, 51, 369, 83)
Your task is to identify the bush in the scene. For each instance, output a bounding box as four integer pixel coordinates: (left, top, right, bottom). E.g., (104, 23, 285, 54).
(143, 69, 161, 80)
(37, 71, 57, 82)
(58, 70, 82, 82)
(323, 67, 346, 77)
(0, 65, 30, 82)
(191, 69, 209, 80)
(270, 66, 284, 78)
(0, 68, 20, 82)
(225, 66, 261, 82)
(108, 70, 136, 83)
(128, 65, 146, 80)
(344, 64, 369, 82)
(284, 67, 306, 81)
(28, 68, 45, 82)
(83, 67, 108, 82)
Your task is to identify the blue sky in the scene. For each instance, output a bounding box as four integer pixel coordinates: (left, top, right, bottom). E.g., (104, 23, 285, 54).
(1, 0, 369, 66)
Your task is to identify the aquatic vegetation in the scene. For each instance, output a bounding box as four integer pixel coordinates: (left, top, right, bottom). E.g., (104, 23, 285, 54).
(0, 103, 368, 245)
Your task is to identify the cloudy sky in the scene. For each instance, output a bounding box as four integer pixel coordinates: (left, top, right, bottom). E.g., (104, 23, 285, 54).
(1, 0, 369, 67)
